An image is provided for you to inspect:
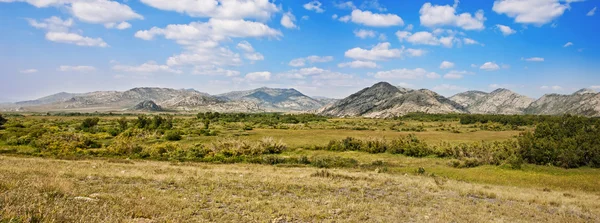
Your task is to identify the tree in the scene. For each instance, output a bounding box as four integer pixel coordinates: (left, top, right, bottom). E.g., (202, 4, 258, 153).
(197, 112, 220, 129)
(0, 113, 7, 129)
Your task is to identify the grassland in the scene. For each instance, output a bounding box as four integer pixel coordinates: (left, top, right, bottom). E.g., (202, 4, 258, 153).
(1, 113, 599, 222)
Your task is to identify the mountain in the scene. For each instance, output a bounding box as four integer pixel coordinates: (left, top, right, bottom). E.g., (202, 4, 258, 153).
(449, 91, 489, 108)
(132, 100, 163, 111)
(218, 87, 324, 111)
(525, 89, 600, 116)
(15, 92, 82, 106)
(319, 82, 466, 118)
(456, 89, 534, 115)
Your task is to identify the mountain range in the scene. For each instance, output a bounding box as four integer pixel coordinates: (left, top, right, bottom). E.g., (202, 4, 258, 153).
(1, 82, 599, 117)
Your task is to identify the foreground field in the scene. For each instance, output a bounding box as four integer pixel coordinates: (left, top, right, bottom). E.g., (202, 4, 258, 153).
(1, 156, 599, 222)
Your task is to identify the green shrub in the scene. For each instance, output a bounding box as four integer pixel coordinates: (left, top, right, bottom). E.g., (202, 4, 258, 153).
(164, 130, 182, 141)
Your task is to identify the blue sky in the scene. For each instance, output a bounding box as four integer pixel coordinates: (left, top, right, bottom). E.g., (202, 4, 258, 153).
(1, 0, 599, 101)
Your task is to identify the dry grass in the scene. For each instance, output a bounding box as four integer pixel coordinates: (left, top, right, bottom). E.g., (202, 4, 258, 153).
(1, 156, 599, 222)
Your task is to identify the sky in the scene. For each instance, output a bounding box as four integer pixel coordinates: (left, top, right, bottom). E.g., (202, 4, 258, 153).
(1, 0, 599, 102)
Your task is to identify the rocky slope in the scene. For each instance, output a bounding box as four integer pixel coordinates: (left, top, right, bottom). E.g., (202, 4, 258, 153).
(319, 82, 466, 118)
(15, 92, 82, 106)
(525, 88, 600, 116)
(218, 87, 324, 111)
(132, 100, 163, 111)
(457, 89, 534, 115)
(449, 91, 489, 108)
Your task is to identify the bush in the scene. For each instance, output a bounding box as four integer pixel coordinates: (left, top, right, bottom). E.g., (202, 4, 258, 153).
(0, 113, 7, 129)
(164, 130, 182, 141)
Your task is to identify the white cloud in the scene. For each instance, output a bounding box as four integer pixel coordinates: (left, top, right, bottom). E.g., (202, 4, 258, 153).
(58, 65, 96, 72)
(167, 45, 243, 67)
(281, 11, 297, 29)
(588, 7, 597, 16)
(590, 85, 600, 89)
(334, 1, 356, 10)
(360, 0, 387, 12)
(443, 70, 471, 79)
(246, 71, 271, 81)
(396, 31, 463, 48)
(236, 41, 264, 61)
(288, 55, 334, 67)
(139, 0, 278, 20)
(19, 69, 38, 74)
(304, 1, 324, 13)
(46, 32, 108, 47)
(433, 84, 467, 92)
(419, 2, 486, 30)
(5, 0, 142, 27)
(496, 24, 516, 36)
(540, 85, 563, 91)
(463, 38, 482, 45)
(27, 16, 108, 47)
(345, 42, 424, 61)
(492, 0, 579, 25)
(26, 16, 73, 32)
(440, 61, 455, 69)
(112, 61, 182, 74)
(378, 33, 387, 41)
(480, 62, 500, 71)
(563, 42, 573, 47)
(354, 29, 376, 39)
(345, 9, 404, 27)
(193, 65, 240, 76)
(373, 68, 440, 79)
(135, 19, 282, 42)
(338, 60, 378, 69)
(70, 0, 143, 26)
(405, 24, 414, 31)
(471, 64, 478, 68)
(332, 14, 339, 19)
(523, 57, 544, 62)
(302, 15, 309, 20)
(105, 21, 132, 30)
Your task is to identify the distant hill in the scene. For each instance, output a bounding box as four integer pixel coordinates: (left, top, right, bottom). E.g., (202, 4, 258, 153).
(319, 82, 466, 118)
(132, 100, 163, 111)
(525, 88, 600, 116)
(451, 89, 534, 115)
(218, 87, 325, 111)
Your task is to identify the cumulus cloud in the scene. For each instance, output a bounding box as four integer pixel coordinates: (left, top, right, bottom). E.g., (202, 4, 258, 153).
(345, 42, 424, 61)
(492, 0, 580, 25)
(338, 60, 378, 69)
(462, 38, 482, 45)
(112, 61, 182, 74)
(440, 61, 455, 69)
(281, 11, 297, 29)
(27, 16, 109, 47)
(236, 41, 264, 61)
(246, 71, 271, 81)
(396, 31, 459, 48)
(343, 9, 404, 27)
(334, 1, 356, 10)
(373, 68, 440, 79)
(480, 62, 500, 71)
(19, 69, 38, 74)
(523, 57, 544, 62)
(6, 0, 143, 27)
(563, 42, 573, 47)
(135, 19, 282, 42)
(496, 24, 516, 36)
(419, 2, 486, 30)
(288, 55, 334, 67)
(354, 29, 376, 39)
(46, 32, 108, 47)
(140, 0, 278, 20)
(58, 65, 96, 72)
(433, 84, 468, 93)
(304, 1, 324, 13)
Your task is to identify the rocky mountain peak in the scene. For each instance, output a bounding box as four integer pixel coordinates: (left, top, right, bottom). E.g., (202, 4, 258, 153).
(574, 88, 596, 95)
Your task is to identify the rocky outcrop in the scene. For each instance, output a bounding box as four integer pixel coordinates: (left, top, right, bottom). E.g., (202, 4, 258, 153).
(218, 87, 324, 111)
(525, 89, 600, 116)
(132, 100, 163, 111)
(449, 91, 488, 108)
(463, 89, 534, 115)
(319, 82, 466, 118)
